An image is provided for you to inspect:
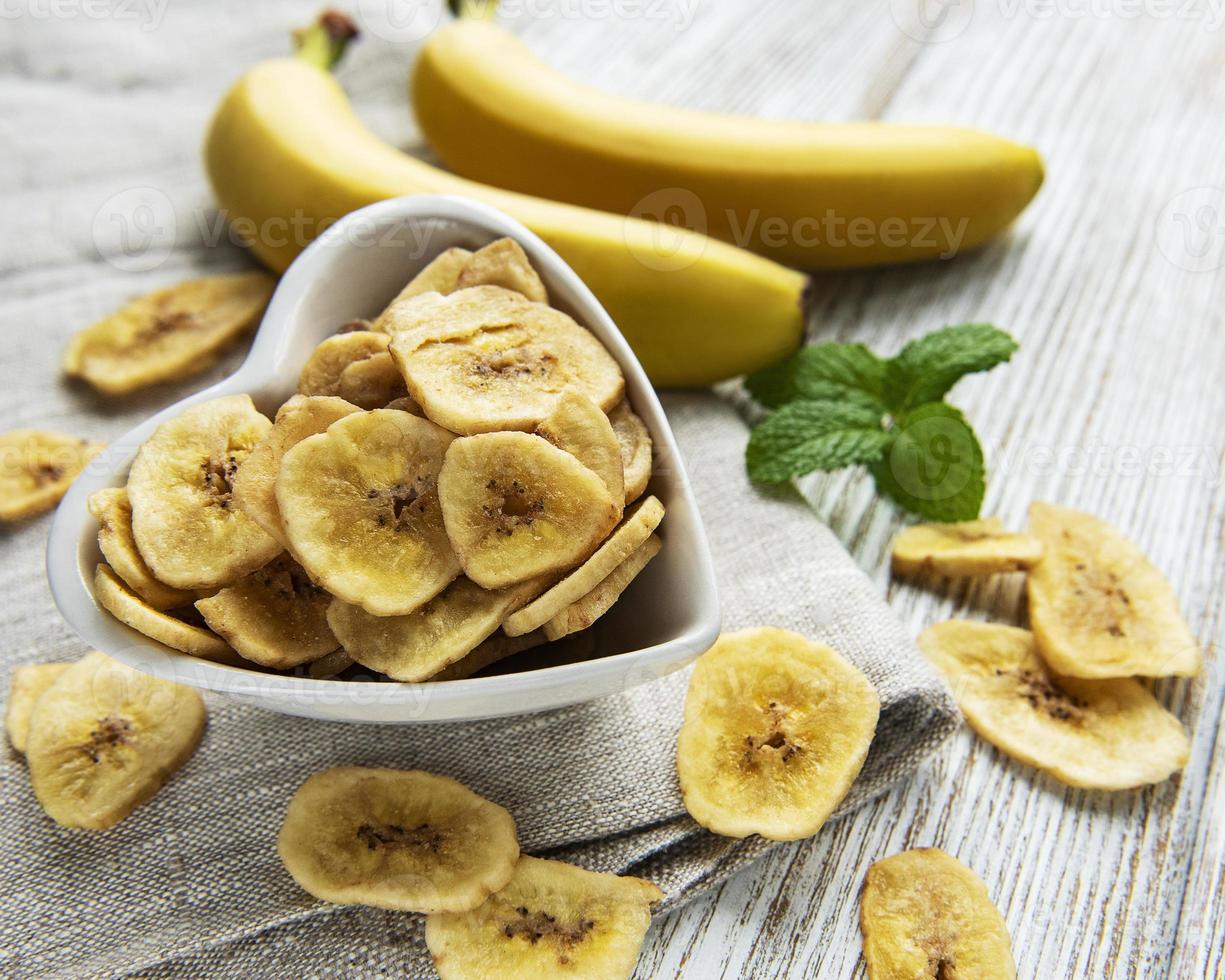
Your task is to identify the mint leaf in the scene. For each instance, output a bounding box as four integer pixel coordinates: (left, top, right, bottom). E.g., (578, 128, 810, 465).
(884, 324, 1017, 411)
(746, 343, 888, 408)
(870, 402, 984, 521)
(746, 400, 890, 483)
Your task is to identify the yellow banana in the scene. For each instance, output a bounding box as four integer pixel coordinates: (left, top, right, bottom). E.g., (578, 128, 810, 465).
(412, 20, 1045, 268)
(203, 16, 806, 387)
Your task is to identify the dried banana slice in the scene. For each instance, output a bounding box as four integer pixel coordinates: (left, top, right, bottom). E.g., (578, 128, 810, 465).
(231, 394, 360, 546)
(127, 395, 281, 590)
(277, 767, 519, 913)
(89, 488, 195, 610)
(278, 410, 459, 616)
(609, 401, 652, 504)
(6, 663, 70, 754)
(891, 517, 1043, 577)
(371, 246, 473, 331)
(536, 389, 625, 505)
(307, 649, 354, 679)
(298, 331, 391, 401)
(0, 429, 104, 522)
(388, 286, 624, 434)
(439, 432, 621, 589)
(385, 395, 423, 415)
(195, 555, 337, 669)
(62, 272, 275, 394)
(430, 631, 546, 682)
(676, 627, 880, 840)
(505, 496, 664, 637)
(918, 620, 1190, 789)
(94, 564, 237, 663)
(1027, 502, 1200, 678)
(426, 855, 662, 979)
(455, 237, 548, 303)
(328, 576, 544, 682)
(542, 533, 662, 642)
(861, 848, 1016, 980)
(25, 651, 207, 829)
(336, 352, 408, 409)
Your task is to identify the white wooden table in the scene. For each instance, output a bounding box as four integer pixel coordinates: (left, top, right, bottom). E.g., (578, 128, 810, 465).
(2, 1, 1221, 976)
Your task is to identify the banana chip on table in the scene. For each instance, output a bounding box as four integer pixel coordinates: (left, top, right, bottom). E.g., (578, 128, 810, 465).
(676, 627, 880, 840)
(231, 394, 361, 546)
(1027, 502, 1200, 678)
(891, 517, 1043, 577)
(277, 767, 519, 913)
(455, 237, 549, 303)
(89, 488, 195, 610)
(542, 533, 662, 642)
(63, 272, 274, 394)
(6, 663, 70, 754)
(371, 246, 473, 331)
(535, 388, 625, 506)
(505, 495, 664, 637)
(94, 564, 238, 663)
(387, 285, 624, 434)
(439, 431, 621, 589)
(25, 651, 207, 829)
(195, 555, 337, 669)
(327, 576, 546, 682)
(278, 410, 460, 616)
(0, 429, 104, 522)
(425, 855, 663, 980)
(127, 395, 281, 590)
(860, 848, 1016, 980)
(608, 401, 653, 505)
(919, 620, 1189, 789)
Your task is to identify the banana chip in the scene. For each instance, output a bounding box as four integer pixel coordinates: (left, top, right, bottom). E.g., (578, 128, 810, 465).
(388, 285, 624, 434)
(94, 564, 238, 663)
(278, 410, 460, 616)
(536, 389, 625, 506)
(298, 331, 392, 403)
(1027, 502, 1200, 678)
(328, 576, 545, 682)
(195, 555, 337, 669)
(127, 395, 281, 590)
(89, 488, 195, 610)
(505, 496, 664, 637)
(542, 533, 662, 642)
(6, 662, 70, 754)
(861, 848, 1016, 980)
(231, 394, 361, 546)
(371, 247, 473, 331)
(425, 856, 663, 980)
(0, 429, 103, 522)
(439, 432, 621, 589)
(676, 627, 879, 840)
(891, 518, 1043, 577)
(336, 352, 408, 409)
(277, 767, 519, 913)
(609, 401, 652, 504)
(455, 237, 548, 303)
(919, 620, 1190, 789)
(430, 631, 546, 682)
(307, 649, 354, 679)
(62, 272, 275, 394)
(25, 651, 207, 829)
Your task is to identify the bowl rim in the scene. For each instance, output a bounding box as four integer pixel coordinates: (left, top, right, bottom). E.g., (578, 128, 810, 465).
(45, 194, 721, 718)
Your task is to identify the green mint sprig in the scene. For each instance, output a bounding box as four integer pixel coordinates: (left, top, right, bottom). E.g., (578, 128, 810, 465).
(744, 324, 1017, 522)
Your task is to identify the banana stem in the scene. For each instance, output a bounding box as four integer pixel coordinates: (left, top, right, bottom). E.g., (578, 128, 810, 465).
(447, 0, 499, 20)
(293, 10, 359, 71)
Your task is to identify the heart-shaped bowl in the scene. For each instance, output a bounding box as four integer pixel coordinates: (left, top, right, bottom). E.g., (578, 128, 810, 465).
(46, 195, 720, 723)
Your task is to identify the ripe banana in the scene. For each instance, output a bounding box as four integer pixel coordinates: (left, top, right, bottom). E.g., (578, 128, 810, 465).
(412, 20, 1045, 269)
(203, 16, 807, 387)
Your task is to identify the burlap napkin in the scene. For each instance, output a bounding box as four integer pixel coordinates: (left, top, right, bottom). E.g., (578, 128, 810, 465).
(0, 390, 957, 978)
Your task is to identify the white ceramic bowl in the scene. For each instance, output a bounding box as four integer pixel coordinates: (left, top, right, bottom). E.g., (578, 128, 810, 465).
(46, 195, 720, 723)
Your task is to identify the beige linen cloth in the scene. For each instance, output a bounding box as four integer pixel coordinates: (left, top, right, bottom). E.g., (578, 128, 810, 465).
(0, 6, 957, 977)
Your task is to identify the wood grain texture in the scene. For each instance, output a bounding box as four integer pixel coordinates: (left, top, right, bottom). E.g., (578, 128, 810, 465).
(0, 1, 1220, 977)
